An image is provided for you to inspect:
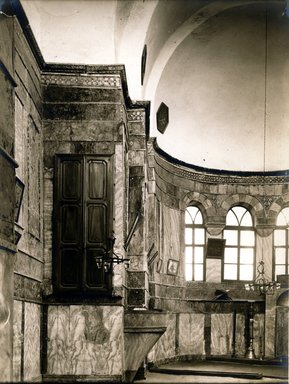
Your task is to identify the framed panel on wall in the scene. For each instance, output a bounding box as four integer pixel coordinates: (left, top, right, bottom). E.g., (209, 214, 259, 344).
(206, 238, 226, 259)
(167, 259, 179, 275)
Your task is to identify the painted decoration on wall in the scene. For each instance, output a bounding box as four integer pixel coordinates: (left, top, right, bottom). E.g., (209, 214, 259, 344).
(167, 259, 179, 275)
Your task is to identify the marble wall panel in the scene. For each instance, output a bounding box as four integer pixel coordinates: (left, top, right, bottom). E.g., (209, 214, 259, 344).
(211, 313, 233, 356)
(47, 306, 70, 375)
(128, 122, 145, 136)
(43, 86, 122, 103)
(114, 144, 124, 254)
(253, 313, 265, 358)
(13, 300, 22, 382)
(43, 170, 53, 281)
(27, 116, 41, 239)
(162, 206, 181, 275)
(276, 307, 288, 357)
(43, 103, 120, 121)
(23, 302, 41, 381)
(265, 295, 276, 357)
(0, 250, 14, 382)
(235, 313, 246, 357)
(179, 313, 205, 356)
(128, 150, 145, 166)
(47, 305, 123, 376)
(43, 120, 116, 142)
(14, 251, 43, 281)
(14, 274, 42, 302)
(206, 259, 221, 283)
(148, 314, 176, 362)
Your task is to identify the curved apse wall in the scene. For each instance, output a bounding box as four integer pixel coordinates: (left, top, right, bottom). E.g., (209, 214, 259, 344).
(153, 2, 289, 172)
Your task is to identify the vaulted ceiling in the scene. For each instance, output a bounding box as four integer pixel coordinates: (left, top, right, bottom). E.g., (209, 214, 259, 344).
(22, 0, 289, 172)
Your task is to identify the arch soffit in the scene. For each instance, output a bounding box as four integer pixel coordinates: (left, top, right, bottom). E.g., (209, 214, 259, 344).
(221, 194, 264, 222)
(182, 191, 214, 221)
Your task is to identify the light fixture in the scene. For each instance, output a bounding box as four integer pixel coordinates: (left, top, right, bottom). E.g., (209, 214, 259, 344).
(244, 9, 280, 296)
(95, 234, 130, 272)
(245, 260, 280, 295)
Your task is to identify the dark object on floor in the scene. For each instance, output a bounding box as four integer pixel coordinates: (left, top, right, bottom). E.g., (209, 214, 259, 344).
(213, 289, 232, 301)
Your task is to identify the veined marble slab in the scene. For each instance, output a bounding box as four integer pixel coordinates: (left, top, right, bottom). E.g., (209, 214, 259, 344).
(211, 313, 233, 355)
(24, 302, 41, 381)
(179, 313, 205, 355)
(47, 305, 123, 376)
(148, 314, 176, 362)
(13, 300, 22, 382)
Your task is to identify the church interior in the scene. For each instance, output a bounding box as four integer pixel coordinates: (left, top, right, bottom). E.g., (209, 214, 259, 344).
(0, 0, 288, 382)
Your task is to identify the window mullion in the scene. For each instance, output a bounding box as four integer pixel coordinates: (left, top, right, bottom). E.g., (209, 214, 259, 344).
(237, 228, 240, 280)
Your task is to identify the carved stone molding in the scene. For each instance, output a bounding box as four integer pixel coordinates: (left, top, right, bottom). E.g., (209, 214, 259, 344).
(155, 151, 289, 186)
(41, 73, 121, 88)
(127, 110, 145, 122)
(206, 224, 225, 236)
(259, 195, 276, 215)
(256, 225, 275, 237)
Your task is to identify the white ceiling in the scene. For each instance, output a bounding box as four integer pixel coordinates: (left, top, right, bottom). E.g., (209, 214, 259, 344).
(21, 0, 289, 172)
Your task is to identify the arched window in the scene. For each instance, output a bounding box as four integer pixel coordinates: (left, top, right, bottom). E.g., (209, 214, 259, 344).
(274, 207, 289, 279)
(223, 206, 255, 281)
(185, 206, 205, 281)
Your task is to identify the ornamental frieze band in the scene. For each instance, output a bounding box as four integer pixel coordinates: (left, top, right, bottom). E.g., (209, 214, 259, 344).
(127, 110, 146, 122)
(41, 73, 121, 88)
(155, 154, 289, 186)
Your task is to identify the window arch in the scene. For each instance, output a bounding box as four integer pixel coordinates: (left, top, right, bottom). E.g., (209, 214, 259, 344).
(223, 206, 255, 281)
(274, 207, 289, 279)
(185, 206, 205, 281)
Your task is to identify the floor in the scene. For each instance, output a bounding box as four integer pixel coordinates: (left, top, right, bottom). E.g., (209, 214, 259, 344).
(136, 359, 288, 384)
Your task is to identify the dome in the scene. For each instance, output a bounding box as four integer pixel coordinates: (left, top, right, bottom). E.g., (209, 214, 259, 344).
(22, 0, 289, 172)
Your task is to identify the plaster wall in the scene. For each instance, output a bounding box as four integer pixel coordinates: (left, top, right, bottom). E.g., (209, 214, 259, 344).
(154, 2, 289, 171)
(21, 0, 117, 65)
(20, 0, 289, 172)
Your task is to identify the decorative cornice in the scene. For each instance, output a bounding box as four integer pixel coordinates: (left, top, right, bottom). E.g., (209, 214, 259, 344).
(41, 73, 121, 88)
(154, 143, 289, 186)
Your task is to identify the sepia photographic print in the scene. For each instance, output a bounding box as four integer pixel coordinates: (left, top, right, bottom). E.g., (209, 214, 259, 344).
(0, 0, 288, 383)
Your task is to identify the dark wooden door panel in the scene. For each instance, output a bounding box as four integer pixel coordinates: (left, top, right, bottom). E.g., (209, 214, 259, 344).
(87, 204, 106, 244)
(88, 160, 106, 199)
(61, 160, 81, 200)
(54, 154, 113, 294)
(60, 248, 82, 287)
(60, 205, 81, 244)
